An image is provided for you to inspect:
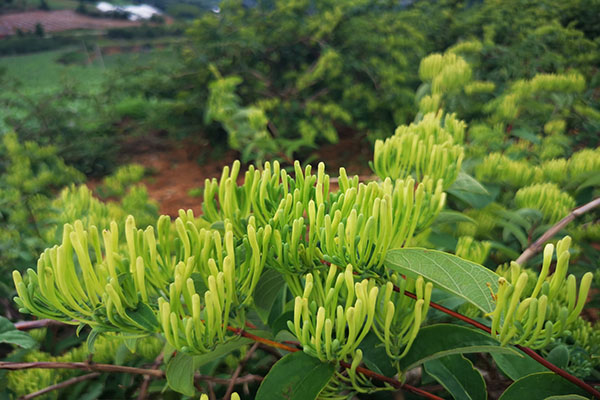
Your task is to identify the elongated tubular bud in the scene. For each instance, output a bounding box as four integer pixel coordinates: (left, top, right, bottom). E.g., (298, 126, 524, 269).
(136, 256, 148, 303)
(205, 291, 215, 340)
(125, 216, 137, 275)
(191, 294, 205, 340)
(56, 246, 90, 314)
(383, 301, 395, 358)
(294, 297, 303, 338)
(69, 231, 101, 304)
(523, 295, 548, 347)
(515, 298, 538, 345)
(355, 286, 379, 347)
(324, 319, 333, 360)
(303, 274, 314, 299)
(567, 272, 593, 324)
(340, 307, 357, 357)
(500, 272, 529, 340)
(398, 299, 425, 359)
(315, 307, 325, 360)
(566, 274, 577, 313)
(106, 283, 125, 318)
(335, 305, 346, 343)
(344, 265, 355, 308)
(170, 312, 182, 349)
(549, 250, 570, 299)
(491, 278, 509, 337)
(102, 229, 119, 288)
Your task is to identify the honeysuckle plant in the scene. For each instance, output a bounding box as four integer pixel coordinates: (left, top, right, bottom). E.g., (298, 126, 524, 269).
(9, 110, 598, 399)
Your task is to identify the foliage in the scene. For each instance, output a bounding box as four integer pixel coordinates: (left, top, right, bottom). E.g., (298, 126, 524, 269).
(179, 0, 433, 160)
(0, 134, 158, 302)
(10, 114, 597, 398)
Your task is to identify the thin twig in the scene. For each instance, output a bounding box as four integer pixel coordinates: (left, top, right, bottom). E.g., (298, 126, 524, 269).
(224, 342, 260, 399)
(516, 197, 600, 265)
(14, 319, 69, 331)
(137, 352, 164, 400)
(0, 361, 164, 377)
(19, 372, 100, 400)
(195, 373, 263, 385)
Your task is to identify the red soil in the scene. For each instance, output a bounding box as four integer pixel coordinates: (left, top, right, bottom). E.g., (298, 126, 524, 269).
(122, 133, 374, 218)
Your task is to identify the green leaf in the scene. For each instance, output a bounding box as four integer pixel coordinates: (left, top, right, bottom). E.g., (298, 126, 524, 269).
(498, 372, 589, 400)
(511, 128, 541, 144)
(546, 345, 569, 369)
(434, 210, 477, 225)
(424, 354, 486, 400)
(358, 331, 396, 377)
(0, 317, 36, 349)
(491, 349, 548, 380)
(192, 337, 253, 368)
(166, 352, 196, 397)
(400, 324, 519, 371)
(545, 396, 589, 400)
(125, 302, 159, 332)
(447, 173, 493, 209)
(254, 269, 285, 324)
(256, 351, 335, 400)
(385, 248, 501, 314)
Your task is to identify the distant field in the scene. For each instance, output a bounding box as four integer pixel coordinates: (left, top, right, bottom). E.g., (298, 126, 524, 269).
(0, 45, 178, 92)
(46, 0, 79, 11)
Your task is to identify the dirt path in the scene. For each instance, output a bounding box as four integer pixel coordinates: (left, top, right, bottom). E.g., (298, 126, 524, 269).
(122, 133, 374, 218)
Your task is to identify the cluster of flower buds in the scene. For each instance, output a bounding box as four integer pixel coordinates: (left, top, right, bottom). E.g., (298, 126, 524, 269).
(13, 217, 175, 333)
(515, 183, 576, 224)
(489, 237, 593, 348)
(202, 160, 446, 279)
(13, 211, 268, 343)
(287, 264, 431, 370)
(288, 265, 379, 362)
(372, 112, 465, 188)
(372, 274, 433, 364)
(455, 236, 491, 264)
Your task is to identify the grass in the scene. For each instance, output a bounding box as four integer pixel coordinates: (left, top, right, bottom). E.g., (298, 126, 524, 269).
(45, 0, 79, 10)
(0, 45, 178, 93)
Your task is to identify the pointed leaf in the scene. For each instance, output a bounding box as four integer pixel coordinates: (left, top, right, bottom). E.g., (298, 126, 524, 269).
(498, 372, 588, 400)
(166, 353, 195, 396)
(254, 269, 285, 323)
(192, 337, 253, 368)
(0, 317, 36, 349)
(125, 302, 159, 332)
(491, 349, 548, 380)
(400, 324, 519, 371)
(256, 351, 335, 400)
(385, 248, 501, 313)
(424, 354, 486, 400)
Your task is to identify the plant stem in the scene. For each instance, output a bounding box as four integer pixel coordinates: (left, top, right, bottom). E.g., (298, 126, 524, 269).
(19, 372, 100, 400)
(401, 290, 600, 398)
(223, 342, 259, 399)
(516, 197, 600, 265)
(0, 361, 164, 377)
(7, 322, 441, 400)
(227, 327, 444, 400)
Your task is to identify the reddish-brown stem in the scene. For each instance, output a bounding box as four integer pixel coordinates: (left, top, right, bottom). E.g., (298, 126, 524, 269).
(227, 327, 444, 400)
(400, 289, 600, 399)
